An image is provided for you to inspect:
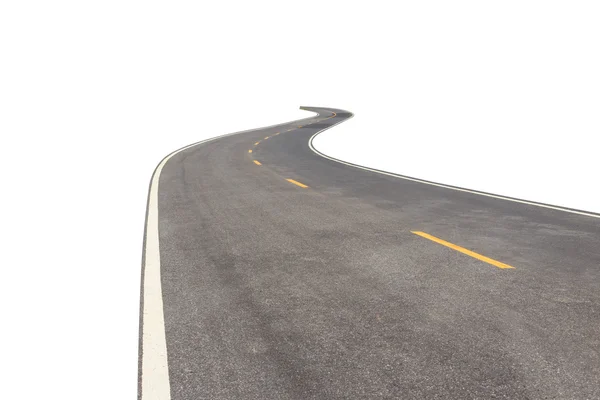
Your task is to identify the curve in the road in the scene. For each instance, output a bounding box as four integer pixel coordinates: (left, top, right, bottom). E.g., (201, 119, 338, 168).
(140, 107, 600, 399)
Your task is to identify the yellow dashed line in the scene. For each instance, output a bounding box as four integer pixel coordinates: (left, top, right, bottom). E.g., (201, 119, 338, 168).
(411, 231, 515, 269)
(254, 142, 260, 145)
(253, 160, 261, 166)
(286, 179, 308, 188)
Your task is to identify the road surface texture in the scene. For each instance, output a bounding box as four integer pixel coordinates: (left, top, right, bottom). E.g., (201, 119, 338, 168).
(140, 107, 600, 399)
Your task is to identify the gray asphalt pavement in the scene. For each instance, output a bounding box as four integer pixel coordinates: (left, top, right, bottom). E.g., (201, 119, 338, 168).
(146, 107, 600, 399)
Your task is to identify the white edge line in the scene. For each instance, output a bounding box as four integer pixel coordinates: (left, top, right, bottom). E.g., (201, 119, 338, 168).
(307, 113, 600, 220)
(140, 110, 321, 400)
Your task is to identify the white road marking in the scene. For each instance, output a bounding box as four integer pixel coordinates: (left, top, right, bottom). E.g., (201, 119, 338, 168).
(307, 120, 600, 220)
(142, 153, 173, 400)
(140, 110, 320, 399)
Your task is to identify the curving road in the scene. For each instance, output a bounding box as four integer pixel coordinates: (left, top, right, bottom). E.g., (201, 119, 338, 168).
(140, 107, 600, 399)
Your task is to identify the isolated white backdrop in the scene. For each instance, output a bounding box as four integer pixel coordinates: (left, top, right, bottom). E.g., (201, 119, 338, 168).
(1, 1, 599, 399)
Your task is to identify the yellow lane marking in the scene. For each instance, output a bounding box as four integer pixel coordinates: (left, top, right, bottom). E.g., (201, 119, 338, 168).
(298, 125, 303, 128)
(254, 142, 260, 145)
(275, 132, 280, 135)
(411, 231, 515, 269)
(253, 160, 261, 166)
(264, 136, 269, 140)
(248, 149, 252, 153)
(286, 179, 309, 188)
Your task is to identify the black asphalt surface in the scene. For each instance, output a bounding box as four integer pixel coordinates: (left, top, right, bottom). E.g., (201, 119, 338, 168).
(154, 107, 600, 399)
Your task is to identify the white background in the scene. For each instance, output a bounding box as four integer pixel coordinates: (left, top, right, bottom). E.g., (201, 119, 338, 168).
(1, 1, 599, 398)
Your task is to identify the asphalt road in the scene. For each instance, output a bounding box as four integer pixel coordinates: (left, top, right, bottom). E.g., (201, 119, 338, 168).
(140, 107, 600, 399)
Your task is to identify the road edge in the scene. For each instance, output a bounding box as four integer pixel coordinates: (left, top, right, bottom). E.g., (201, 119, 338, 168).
(307, 118, 600, 220)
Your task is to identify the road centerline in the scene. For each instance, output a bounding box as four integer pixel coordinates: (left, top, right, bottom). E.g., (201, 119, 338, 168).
(411, 231, 515, 269)
(286, 179, 309, 188)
